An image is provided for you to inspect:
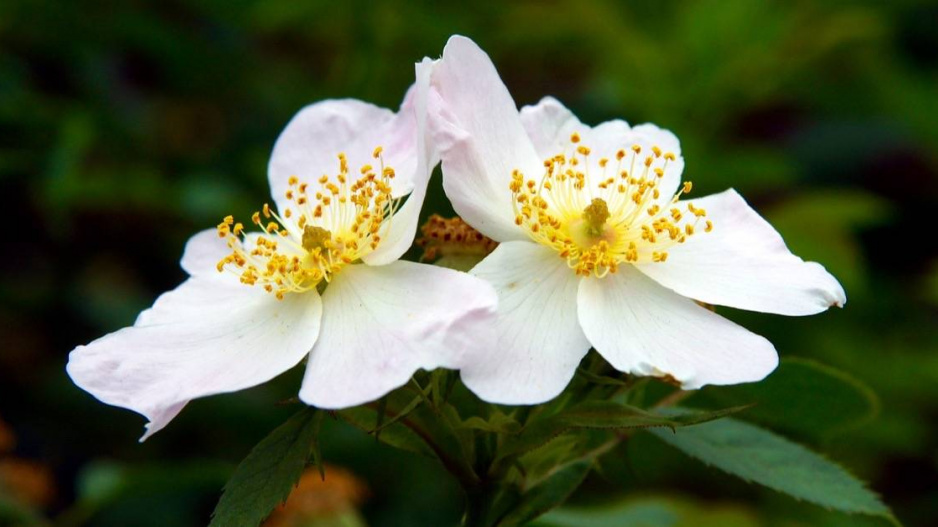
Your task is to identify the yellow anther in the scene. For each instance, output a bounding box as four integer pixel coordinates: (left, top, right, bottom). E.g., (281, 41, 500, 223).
(570, 132, 581, 143)
(288, 175, 298, 186)
(262, 203, 271, 218)
(664, 152, 676, 161)
(683, 181, 693, 193)
(632, 144, 642, 154)
(652, 146, 662, 158)
(372, 146, 383, 158)
(576, 145, 591, 156)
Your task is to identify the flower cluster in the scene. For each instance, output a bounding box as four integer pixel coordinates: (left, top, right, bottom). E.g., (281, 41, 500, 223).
(66, 37, 845, 438)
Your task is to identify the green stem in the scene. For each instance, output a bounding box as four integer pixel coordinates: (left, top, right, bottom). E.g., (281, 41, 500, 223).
(461, 482, 504, 527)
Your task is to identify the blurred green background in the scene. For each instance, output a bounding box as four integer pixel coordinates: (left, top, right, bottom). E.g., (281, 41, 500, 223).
(1, 0, 937, 525)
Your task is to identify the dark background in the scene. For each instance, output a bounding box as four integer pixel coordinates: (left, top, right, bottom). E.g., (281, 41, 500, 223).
(1, 1, 937, 525)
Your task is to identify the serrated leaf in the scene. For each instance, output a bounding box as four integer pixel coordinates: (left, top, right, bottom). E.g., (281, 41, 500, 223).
(373, 392, 425, 434)
(532, 495, 763, 527)
(575, 368, 630, 387)
(700, 357, 879, 438)
(337, 406, 436, 458)
(497, 460, 593, 527)
(209, 409, 321, 527)
(461, 411, 522, 434)
(650, 417, 893, 520)
(499, 402, 746, 462)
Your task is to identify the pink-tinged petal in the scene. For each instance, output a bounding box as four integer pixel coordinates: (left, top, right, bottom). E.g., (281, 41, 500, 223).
(67, 279, 322, 440)
(519, 96, 584, 157)
(180, 229, 228, 278)
(268, 92, 418, 214)
(637, 189, 846, 316)
(300, 261, 497, 409)
(363, 58, 437, 266)
(578, 266, 778, 389)
(431, 35, 540, 242)
(518, 97, 685, 203)
(461, 241, 590, 404)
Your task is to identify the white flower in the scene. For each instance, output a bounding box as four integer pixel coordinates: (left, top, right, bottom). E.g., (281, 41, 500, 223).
(67, 60, 497, 440)
(427, 36, 846, 404)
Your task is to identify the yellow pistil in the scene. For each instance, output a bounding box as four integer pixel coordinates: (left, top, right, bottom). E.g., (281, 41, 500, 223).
(215, 149, 399, 299)
(510, 133, 712, 277)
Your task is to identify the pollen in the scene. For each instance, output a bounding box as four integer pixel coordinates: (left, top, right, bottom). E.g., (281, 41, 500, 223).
(509, 133, 711, 277)
(215, 148, 400, 299)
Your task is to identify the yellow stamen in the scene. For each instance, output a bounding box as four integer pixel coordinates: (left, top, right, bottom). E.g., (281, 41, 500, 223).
(509, 134, 711, 277)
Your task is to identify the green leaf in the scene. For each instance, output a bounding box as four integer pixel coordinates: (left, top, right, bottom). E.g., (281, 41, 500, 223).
(461, 411, 523, 434)
(337, 406, 436, 458)
(373, 392, 425, 434)
(497, 460, 593, 527)
(650, 417, 894, 520)
(499, 402, 747, 462)
(532, 495, 763, 527)
(575, 368, 630, 387)
(209, 409, 322, 527)
(699, 357, 879, 438)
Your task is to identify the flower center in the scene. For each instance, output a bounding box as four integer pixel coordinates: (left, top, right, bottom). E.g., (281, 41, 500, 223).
(215, 147, 399, 299)
(510, 133, 713, 277)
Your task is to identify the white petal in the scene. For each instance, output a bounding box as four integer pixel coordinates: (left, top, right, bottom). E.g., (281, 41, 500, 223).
(430, 35, 540, 242)
(300, 261, 497, 409)
(179, 229, 229, 278)
(268, 93, 418, 214)
(578, 266, 778, 389)
(67, 279, 322, 440)
(637, 189, 846, 316)
(518, 97, 684, 202)
(461, 241, 590, 404)
(363, 58, 436, 266)
(519, 96, 584, 157)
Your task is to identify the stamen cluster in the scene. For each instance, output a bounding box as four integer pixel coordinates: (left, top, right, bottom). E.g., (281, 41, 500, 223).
(511, 133, 712, 277)
(417, 214, 498, 261)
(216, 148, 398, 299)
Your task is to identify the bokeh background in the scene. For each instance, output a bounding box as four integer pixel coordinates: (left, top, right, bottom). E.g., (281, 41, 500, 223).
(1, 1, 937, 526)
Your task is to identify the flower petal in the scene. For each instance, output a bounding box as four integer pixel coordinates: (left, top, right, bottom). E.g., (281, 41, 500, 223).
(268, 92, 418, 214)
(179, 229, 229, 278)
(299, 261, 497, 408)
(578, 265, 778, 389)
(430, 35, 540, 242)
(461, 241, 590, 404)
(518, 97, 684, 202)
(363, 58, 437, 266)
(67, 279, 322, 440)
(637, 189, 846, 316)
(519, 96, 584, 157)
